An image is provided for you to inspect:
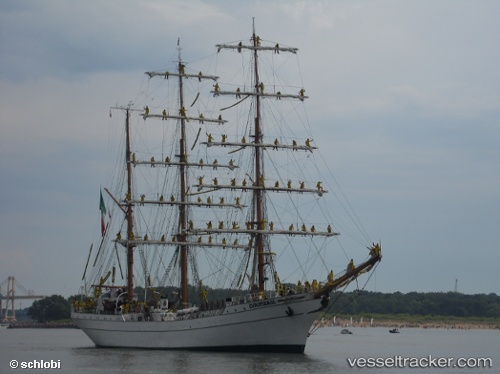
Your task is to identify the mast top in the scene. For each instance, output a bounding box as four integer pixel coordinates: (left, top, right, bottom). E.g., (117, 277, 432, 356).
(177, 37, 182, 62)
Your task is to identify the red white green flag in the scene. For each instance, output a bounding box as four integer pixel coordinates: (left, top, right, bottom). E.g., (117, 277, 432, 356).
(99, 190, 107, 236)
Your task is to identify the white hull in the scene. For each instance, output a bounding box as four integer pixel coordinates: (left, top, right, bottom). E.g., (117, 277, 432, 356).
(72, 294, 324, 353)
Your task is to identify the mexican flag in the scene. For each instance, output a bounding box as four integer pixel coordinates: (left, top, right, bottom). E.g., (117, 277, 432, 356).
(99, 190, 107, 236)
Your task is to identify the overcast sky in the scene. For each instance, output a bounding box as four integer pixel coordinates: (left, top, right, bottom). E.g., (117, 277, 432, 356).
(1, 0, 499, 302)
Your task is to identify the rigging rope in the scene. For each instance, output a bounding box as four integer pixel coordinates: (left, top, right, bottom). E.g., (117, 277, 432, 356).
(308, 261, 381, 336)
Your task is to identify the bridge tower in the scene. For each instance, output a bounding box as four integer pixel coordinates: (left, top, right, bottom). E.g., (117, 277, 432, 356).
(0, 276, 45, 322)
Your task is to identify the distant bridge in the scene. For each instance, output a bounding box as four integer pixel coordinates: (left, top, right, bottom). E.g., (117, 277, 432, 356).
(0, 276, 46, 322)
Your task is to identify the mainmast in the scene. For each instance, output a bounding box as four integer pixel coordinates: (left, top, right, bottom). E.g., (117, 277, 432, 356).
(125, 108, 135, 302)
(177, 42, 189, 308)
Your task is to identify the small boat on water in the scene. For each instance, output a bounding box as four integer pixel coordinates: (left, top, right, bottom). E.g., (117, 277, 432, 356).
(341, 328, 353, 335)
(389, 328, 400, 333)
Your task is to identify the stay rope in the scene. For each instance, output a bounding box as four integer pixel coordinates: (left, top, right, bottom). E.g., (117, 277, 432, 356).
(308, 261, 380, 336)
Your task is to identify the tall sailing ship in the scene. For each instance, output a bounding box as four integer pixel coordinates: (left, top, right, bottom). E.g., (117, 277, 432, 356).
(72, 25, 382, 353)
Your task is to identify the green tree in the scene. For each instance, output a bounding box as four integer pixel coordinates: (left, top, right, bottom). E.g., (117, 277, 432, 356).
(28, 295, 71, 322)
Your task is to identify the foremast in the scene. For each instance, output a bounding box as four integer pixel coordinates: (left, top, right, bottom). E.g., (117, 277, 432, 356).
(251, 25, 265, 293)
(215, 23, 315, 294)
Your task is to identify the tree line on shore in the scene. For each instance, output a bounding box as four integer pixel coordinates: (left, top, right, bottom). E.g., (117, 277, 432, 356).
(331, 291, 500, 318)
(12, 289, 500, 323)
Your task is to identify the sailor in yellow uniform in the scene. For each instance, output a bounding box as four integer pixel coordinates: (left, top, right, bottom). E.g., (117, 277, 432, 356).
(179, 106, 186, 117)
(297, 280, 303, 293)
(328, 270, 334, 283)
(347, 259, 355, 272)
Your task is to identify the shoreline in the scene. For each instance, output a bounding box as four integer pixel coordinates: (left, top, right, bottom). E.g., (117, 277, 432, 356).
(4, 316, 499, 330)
(315, 317, 500, 330)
